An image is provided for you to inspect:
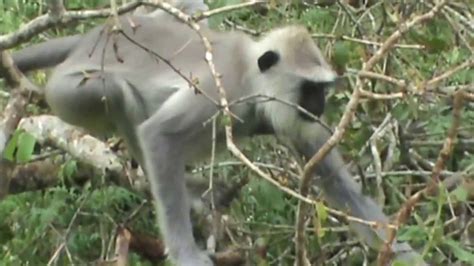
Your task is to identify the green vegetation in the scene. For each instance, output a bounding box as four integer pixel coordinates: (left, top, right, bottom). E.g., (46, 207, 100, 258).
(1, 1, 472, 265)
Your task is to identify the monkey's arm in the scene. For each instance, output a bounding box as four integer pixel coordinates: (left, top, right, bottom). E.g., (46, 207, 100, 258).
(136, 89, 217, 266)
(11, 35, 81, 73)
(292, 122, 426, 265)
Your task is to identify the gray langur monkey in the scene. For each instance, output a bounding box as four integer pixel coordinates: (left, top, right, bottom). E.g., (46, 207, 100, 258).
(5, 3, 427, 266)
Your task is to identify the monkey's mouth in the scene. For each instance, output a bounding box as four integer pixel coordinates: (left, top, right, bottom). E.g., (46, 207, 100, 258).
(298, 80, 334, 120)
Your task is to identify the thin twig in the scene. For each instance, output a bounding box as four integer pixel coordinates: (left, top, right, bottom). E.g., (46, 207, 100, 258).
(193, 0, 267, 21)
(0, 1, 145, 49)
(312, 33, 424, 49)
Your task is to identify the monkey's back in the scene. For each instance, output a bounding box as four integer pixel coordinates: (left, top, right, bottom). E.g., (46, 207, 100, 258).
(45, 13, 254, 137)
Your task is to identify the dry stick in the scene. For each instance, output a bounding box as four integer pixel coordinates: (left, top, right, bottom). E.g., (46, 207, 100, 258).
(0, 1, 145, 49)
(377, 89, 465, 266)
(353, 57, 473, 100)
(424, 58, 474, 90)
(464, 91, 474, 101)
(202, 116, 217, 212)
(0, 51, 22, 89)
(193, 0, 267, 21)
(360, 89, 405, 100)
(370, 138, 385, 205)
(350, 69, 408, 88)
(114, 227, 132, 266)
(312, 33, 424, 49)
(295, 1, 448, 265)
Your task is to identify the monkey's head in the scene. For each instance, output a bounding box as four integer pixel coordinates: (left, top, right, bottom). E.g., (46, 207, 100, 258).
(250, 26, 336, 135)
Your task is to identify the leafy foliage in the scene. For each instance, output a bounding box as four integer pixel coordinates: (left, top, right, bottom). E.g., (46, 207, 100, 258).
(0, 1, 473, 265)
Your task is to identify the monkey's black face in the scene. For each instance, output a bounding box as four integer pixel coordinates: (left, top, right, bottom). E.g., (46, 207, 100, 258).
(256, 49, 334, 121)
(298, 80, 331, 120)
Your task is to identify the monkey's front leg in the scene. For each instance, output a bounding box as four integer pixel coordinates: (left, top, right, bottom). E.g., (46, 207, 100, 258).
(138, 129, 213, 266)
(292, 122, 427, 265)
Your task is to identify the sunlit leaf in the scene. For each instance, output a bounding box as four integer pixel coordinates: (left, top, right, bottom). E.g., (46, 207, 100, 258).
(2, 129, 20, 161)
(313, 201, 328, 238)
(15, 132, 36, 163)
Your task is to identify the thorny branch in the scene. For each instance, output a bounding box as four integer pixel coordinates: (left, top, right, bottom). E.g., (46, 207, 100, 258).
(192, 0, 267, 21)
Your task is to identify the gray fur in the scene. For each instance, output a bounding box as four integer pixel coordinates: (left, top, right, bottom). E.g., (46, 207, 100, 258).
(5, 2, 426, 265)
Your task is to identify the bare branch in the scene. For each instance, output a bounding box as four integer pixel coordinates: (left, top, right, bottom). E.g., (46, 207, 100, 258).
(0, 1, 144, 49)
(193, 0, 267, 21)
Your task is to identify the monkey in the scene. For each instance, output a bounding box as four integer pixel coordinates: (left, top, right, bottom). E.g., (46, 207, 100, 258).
(3, 2, 427, 266)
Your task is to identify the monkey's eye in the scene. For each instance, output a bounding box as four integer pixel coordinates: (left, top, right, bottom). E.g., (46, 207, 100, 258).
(257, 50, 280, 72)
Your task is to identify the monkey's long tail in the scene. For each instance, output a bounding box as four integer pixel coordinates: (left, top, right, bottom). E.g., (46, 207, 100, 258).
(11, 35, 82, 73)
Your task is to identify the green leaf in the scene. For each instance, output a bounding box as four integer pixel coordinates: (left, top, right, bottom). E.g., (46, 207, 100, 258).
(313, 201, 328, 238)
(219, 114, 232, 127)
(62, 160, 78, 179)
(332, 41, 350, 69)
(398, 225, 428, 242)
(2, 129, 20, 161)
(444, 239, 474, 264)
(315, 201, 328, 223)
(392, 103, 411, 121)
(249, 179, 285, 212)
(16, 132, 36, 163)
(450, 187, 468, 202)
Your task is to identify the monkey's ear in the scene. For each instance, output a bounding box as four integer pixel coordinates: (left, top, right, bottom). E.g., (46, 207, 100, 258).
(258, 50, 279, 72)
